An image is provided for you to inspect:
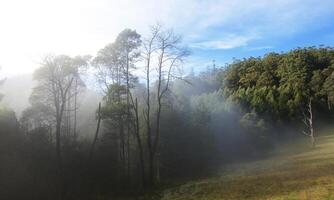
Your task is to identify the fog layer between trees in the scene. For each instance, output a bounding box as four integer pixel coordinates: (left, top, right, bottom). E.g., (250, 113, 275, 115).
(0, 25, 334, 200)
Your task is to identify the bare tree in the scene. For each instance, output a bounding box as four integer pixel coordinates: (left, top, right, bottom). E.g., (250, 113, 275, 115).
(142, 25, 160, 185)
(302, 98, 315, 148)
(154, 28, 189, 182)
(142, 24, 189, 185)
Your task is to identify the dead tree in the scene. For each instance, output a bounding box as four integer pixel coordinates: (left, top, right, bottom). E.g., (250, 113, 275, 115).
(142, 25, 160, 185)
(142, 24, 189, 185)
(154, 29, 189, 182)
(302, 98, 315, 148)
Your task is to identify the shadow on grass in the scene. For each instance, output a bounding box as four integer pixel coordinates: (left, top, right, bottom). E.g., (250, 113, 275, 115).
(162, 135, 334, 200)
(165, 163, 334, 200)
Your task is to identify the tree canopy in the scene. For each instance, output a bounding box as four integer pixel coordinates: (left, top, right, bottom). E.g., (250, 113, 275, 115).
(221, 47, 334, 123)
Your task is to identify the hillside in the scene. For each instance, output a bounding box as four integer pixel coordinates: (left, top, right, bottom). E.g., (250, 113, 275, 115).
(160, 129, 334, 200)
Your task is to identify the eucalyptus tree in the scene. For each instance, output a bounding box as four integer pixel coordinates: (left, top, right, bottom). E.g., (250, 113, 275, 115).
(116, 29, 141, 180)
(93, 29, 142, 181)
(29, 54, 87, 200)
(221, 47, 334, 147)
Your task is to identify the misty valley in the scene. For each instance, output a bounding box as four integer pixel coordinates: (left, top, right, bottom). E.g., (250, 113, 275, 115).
(1, 1, 334, 199)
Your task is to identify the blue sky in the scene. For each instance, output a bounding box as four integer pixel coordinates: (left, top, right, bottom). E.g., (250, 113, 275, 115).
(181, 0, 334, 72)
(0, 0, 334, 76)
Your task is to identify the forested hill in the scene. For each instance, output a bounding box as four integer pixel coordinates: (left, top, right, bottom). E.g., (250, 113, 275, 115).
(220, 47, 334, 144)
(0, 44, 334, 199)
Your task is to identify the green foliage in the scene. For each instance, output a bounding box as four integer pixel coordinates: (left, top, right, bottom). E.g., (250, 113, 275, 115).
(191, 92, 226, 114)
(0, 107, 27, 199)
(323, 66, 334, 106)
(20, 103, 54, 131)
(30, 55, 87, 108)
(239, 112, 269, 150)
(93, 29, 141, 89)
(0, 106, 19, 132)
(101, 83, 128, 120)
(220, 47, 334, 122)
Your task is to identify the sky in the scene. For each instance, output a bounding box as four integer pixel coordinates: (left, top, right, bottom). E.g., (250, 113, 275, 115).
(0, 0, 334, 76)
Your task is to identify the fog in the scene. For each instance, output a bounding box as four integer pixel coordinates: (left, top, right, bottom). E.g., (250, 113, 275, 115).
(1, 40, 334, 200)
(1, 74, 101, 138)
(0, 1, 334, 199)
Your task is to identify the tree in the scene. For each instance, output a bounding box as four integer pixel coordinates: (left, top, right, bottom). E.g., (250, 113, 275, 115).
(89, 102, 102, 161)
(93, 29, 142, 182)
(20, 103, 54, 137)
(115, 29, 141, 181)
(30, 54, 87, 200)
(142, 25, 159, 186)
(142, 24, 189, 184)
(67, 55, 90, 140)
(220, 47, 334, 147)
(302, 98, 315, 147)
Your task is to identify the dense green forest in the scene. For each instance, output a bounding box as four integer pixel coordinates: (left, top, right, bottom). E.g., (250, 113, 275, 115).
(1, 26, 334, 200)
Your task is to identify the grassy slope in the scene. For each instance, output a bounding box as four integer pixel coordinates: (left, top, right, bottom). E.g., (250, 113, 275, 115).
(161, 129, 334, 200)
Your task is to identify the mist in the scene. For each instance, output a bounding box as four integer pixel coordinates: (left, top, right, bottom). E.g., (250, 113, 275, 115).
(1, 1, 334, 200)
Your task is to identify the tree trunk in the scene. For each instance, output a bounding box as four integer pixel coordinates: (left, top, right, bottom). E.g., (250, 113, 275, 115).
(153, 44, 165, 184)
(56, 115, 64, 200)
(303, 98, 315, 148)
(126, 52, 131, 182)
(146, 54, 154, 186)
(89, 102, 102, 161)
(73, 78, 78, 139)
(67, 88, 71, 140)
(134, 98, 146, 187)
(154, 99, 162, 183)
(156, 153, 160, 183)
(308, 99, 315, 148)
(120, 121, 126, 177)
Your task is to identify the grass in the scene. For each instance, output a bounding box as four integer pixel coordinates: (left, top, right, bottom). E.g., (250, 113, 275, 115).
(160, 129, 334, 200)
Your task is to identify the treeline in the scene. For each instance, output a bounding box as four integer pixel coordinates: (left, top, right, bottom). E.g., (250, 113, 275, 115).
(1, 25, 334, 199)
(221, 47, 334, 146)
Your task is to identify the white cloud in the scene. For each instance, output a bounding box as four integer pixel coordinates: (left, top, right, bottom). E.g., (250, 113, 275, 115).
(191, 34, 258, 50)
(246, 46, 273, 51)
(0, 0, 333, 76)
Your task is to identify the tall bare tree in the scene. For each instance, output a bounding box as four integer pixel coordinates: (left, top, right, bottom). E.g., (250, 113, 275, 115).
(142, 25, 160, 185)
(142, 24, 189, 185)
(302, 98, 315, 148)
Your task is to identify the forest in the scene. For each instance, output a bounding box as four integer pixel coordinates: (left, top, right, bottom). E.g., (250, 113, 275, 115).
(1, 25, 334, 200)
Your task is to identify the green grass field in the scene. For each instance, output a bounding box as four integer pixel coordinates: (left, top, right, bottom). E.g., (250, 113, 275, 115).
(160, 129, 334, 200)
